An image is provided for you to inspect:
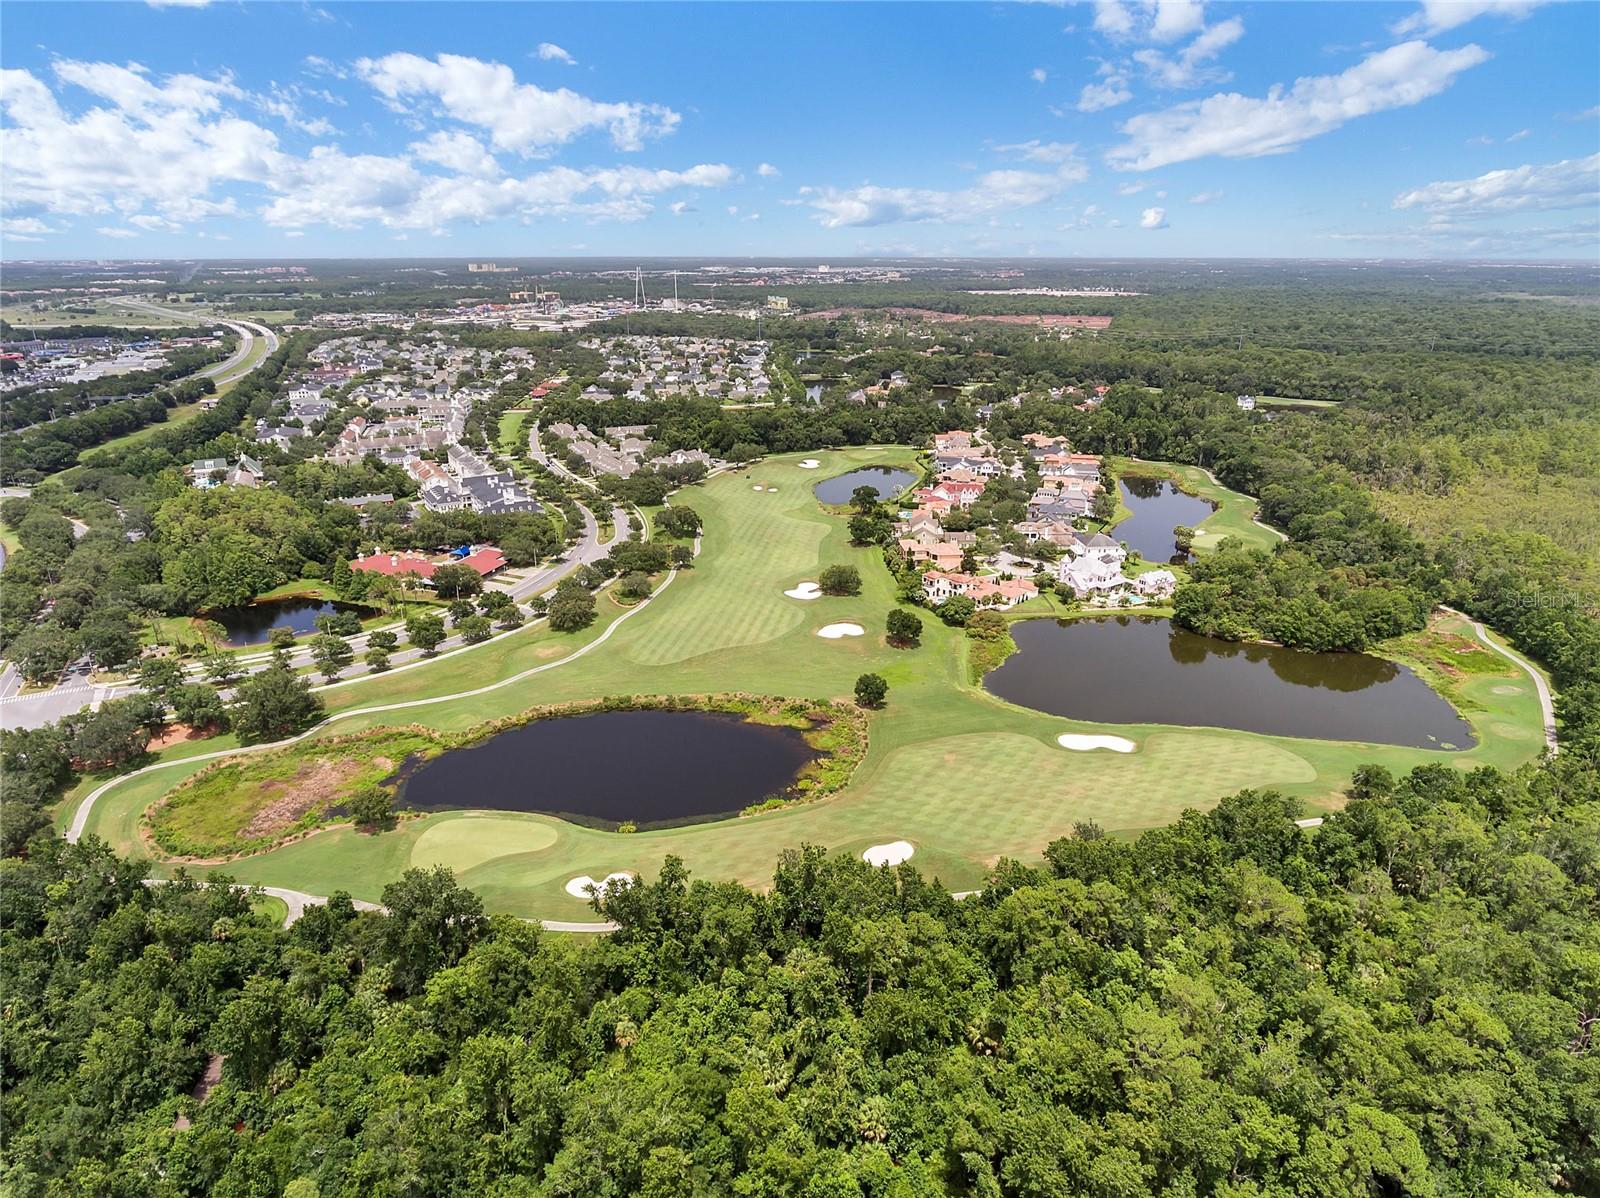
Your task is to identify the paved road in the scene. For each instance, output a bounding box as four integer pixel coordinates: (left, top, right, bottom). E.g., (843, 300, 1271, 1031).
(0, 501, 618, 730)
(117, 298, 281, 388)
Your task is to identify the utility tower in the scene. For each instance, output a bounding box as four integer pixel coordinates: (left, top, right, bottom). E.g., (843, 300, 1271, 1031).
(634, 267, 646, 310)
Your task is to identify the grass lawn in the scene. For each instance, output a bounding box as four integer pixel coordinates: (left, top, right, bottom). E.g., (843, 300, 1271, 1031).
(252, 894, 290, 926)
(496, 409, 531, 455)
(75, 448, 1549, 921)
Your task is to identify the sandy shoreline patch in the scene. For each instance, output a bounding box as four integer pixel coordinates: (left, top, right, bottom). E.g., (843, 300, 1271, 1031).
(817, 622, 864, 639)
(863, 841, 914, 866)
(785, 581, 822, 600)
(564, 871, 635, 899)
(1057, 733, 1136, 753)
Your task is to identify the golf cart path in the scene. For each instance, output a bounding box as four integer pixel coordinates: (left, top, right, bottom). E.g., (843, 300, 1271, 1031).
(1440, 605, 1558, 753)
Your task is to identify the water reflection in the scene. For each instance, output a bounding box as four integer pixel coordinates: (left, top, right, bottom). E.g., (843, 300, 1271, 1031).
(984, 616, 1472, 748)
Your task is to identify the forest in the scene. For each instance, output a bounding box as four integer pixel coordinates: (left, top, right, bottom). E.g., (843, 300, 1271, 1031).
(2, 754, 1596, 1196)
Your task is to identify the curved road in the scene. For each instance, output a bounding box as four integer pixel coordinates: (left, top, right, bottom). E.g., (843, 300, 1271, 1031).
(116, 297, 281, 389)
(64, 527, 700, 940)
(1440, 605, 1558, 754)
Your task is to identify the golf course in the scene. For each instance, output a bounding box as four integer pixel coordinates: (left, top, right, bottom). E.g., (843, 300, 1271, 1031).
(66, 446, 1553, 921)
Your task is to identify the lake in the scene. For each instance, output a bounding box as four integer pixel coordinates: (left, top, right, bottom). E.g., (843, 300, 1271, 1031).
(814, 465, 918, 504)
(396, 709, 821, 829)
(1115, 477, 1215, 562)
(205, 598, 357, 646)
(984, 616, 1474, 748)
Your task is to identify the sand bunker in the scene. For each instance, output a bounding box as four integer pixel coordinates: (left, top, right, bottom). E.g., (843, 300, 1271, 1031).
(863, 841, 915, 866)
(564, 871, 635, 899)
(752, 484, 766, 491)
(799, 459, 821, 469)
(1057, 733, 1137, 753)
(816, 622, 865, 639)
(785, 582, 822, 600)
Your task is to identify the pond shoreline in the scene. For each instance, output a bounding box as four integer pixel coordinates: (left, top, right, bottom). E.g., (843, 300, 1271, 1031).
(143, 693, 869, 860)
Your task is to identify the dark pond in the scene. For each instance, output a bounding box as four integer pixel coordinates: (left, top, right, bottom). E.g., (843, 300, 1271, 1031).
(814, 465, 918, 504)
(396, 709, 821, 829)
(1115, 477, 1216, 563)
(205, 598, 359, 646)
(984, 616, 1474, 748)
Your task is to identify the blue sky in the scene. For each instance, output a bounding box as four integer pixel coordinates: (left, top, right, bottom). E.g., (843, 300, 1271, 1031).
(2, 0, 1596, 259)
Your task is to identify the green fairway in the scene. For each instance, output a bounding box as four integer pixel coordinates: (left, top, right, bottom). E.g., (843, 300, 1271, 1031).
(75, 448, 1549, 921)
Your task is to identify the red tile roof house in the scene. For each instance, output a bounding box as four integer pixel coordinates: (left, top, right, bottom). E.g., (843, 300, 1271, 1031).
(928, 479, 986, 508)
(933, 430, 974, 452)
(351, 546, 508, 584)
(921, 570, 1038, 610)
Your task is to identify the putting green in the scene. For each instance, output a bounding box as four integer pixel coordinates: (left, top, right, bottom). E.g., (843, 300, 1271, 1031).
(410, 815, 558, 874)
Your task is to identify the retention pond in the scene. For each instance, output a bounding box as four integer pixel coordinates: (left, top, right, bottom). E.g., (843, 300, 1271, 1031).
(984, 616, 1474, 748)
(813, 465, 918, 504)
(396, 709, 821, 829)
(1114, 477, 1216, 563)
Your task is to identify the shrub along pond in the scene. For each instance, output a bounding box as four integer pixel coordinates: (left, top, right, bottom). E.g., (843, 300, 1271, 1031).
(984, 615, 1475, 749)
(813, 466, 918, 505)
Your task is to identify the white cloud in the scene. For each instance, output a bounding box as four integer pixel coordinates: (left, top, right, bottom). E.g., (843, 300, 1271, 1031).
(1324, 217, 1597, 256)
(1133, 15, 1244, 87)
(1078, 72, 1133, 112)
(991, 140, 1089, 176)
(727, 205, 739, 216)
(1108, 40, 1489, 170)
(146, 0, 212, 7)
(1093, 1, 1136, 37)
(2, 216, 58, 236)
(1031, 67, 1049, 84)
(1139, 205, 1168, 228)
(284, 229, 305, 237)
(354, 52, 679, 154)
(1506, 127, 1530, 141)
(96, 225, 140, 237)
(669, 200, 694, 215)
(1149, 0, 1206, 42)
(0, 60, 734, 235)
(1117, 180, 1147, 195)
(536, 43, 577, 66)
(757, 162, 781, 178)
(1393, 0, 1550, 35)
(409, 130, 501, 177)
(1189, 189, 1223, 204)
(800, 166, 1079, 228)
(1393, 154, 1600, 219)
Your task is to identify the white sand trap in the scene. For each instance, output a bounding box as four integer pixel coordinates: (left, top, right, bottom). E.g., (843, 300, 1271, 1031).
(816, 622, 865, 639)
(752, 484, 765, 491)
(799, 459, 821, 469)
(785, 581, 822, 600)
(1057, 733, 1137, 753)
(564, 871, 635, 899)
(863, 841, 915, 866)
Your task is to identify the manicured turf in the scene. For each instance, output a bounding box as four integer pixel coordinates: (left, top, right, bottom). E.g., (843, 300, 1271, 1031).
(77, 449, 1549, 921)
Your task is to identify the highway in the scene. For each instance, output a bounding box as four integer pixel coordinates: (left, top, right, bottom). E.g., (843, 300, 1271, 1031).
(115, 297, 281, 389)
